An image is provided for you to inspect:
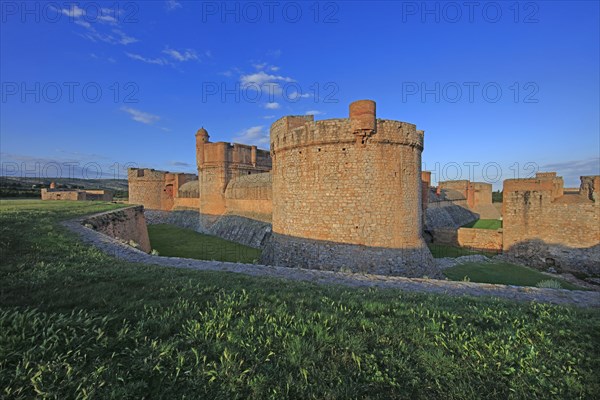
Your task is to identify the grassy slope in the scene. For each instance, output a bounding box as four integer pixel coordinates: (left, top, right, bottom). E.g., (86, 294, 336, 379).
(148, 224, 261, 263)
(461, 219, 503, 229)
(1, 200, 599, 399)
(444, 262, 583, 290)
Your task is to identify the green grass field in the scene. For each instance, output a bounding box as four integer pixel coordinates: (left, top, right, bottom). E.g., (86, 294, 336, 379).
(1, 200, 599, 399)
(443, 262, 583, 290)
(427, 243, 499, 258)
(461, 219, 503, 229)
(148, 224, 261, 263)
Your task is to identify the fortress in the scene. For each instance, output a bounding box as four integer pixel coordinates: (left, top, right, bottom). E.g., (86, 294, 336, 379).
(128, 99, 600, 278)
(262, 100, 437, 276)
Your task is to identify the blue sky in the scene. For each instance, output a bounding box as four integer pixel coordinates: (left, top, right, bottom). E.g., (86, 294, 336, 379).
(1, 0, 598, 189)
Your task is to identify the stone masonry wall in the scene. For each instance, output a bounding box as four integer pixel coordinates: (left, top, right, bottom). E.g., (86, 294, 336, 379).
(41, 189, 113, 201)
(503, 174, 599, 250)
(270, 117, 425, 248)
(173, 197, 200, 210)
(82, 206, 151, 253)
(196, 128, 271, 220)
(457, 228, 503, 251)
(128, 168, 197, 211)
(502, 173, 600, 276)
(263, 101, 438, 277)
(128, 169, 167, 210)
(224, 172, 272, 223)
(425, 199, 478, 230)
(41, 189, 84, 201)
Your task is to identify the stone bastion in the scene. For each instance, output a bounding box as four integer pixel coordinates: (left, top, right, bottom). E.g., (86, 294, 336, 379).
(261, 100, 440, 277)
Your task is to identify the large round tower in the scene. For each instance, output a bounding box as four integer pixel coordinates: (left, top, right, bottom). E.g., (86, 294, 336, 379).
(261, 100, 439, 277)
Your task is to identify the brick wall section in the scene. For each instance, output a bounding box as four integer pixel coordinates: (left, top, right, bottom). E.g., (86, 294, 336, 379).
(437, 180, 498, 219)
(263, 100, 439, 277)
(128, 168, 197, 211)
(270, 117, 424, 247)
(469, 182, 492, 208)
(503, 173, 600, 250)
(41, 189, 83, 200)
(457, 228, 503, 251)
(173, 197, 200, 210)
(439, 180, 469, 201)
(82, 206, 151, 253)
(438, 180, 493, 209)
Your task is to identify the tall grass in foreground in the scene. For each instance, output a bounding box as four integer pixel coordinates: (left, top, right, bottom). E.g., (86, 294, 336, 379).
(1, 200, 599, 399)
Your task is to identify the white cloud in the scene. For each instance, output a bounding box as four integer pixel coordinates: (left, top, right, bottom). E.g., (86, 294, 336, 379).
(61, 5, 85, 18)
(305, 110, 324, 115)
(121, 107, 160, 125)
(288, 91, 311, 100)
(232, 126, 270, 147)
(253, 62, 267, 70)
(162, 47, 198, 62)
(270, 66, 280, 71)
(78, 26, 138, 46)
(60, 4, 137, 45)
(165, 0, 182, 11)
(263, 115, 275, 119)
(75, 19, 92, 29)
(113, 29, 138, 45)
(125, 52, 171, 66)
(264, 102, 280, 110)
(98, 9, 118, 24)
(240, 71, 294, 87)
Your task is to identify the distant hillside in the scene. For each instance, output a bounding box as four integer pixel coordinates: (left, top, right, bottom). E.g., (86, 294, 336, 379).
(0, 177, 128, 199)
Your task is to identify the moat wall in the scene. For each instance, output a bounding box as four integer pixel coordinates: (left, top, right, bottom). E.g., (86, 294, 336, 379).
(82, 206, 151, 253)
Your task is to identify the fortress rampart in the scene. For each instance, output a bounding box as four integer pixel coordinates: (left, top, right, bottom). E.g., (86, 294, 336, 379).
(262, 100, 439, 277)
(127, 168, 197, 211)
(503, 172, 599, 250)
(196, 128, 271, 221)
(126, 100, 598, 279)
